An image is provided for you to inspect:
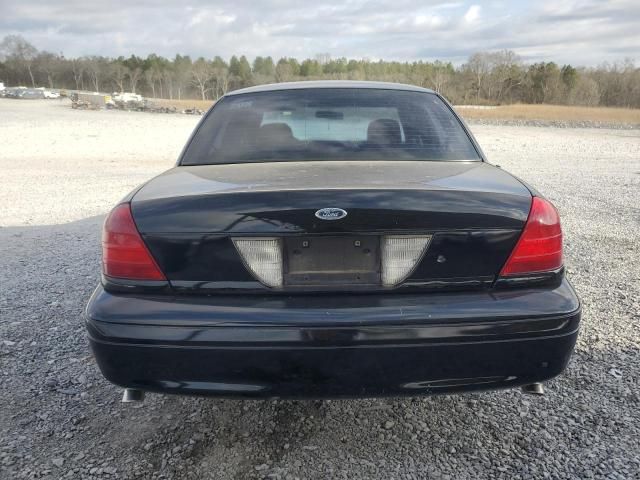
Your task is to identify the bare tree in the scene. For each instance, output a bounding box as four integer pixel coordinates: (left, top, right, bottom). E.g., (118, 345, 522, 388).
(110, 60, 129, 93)
(427, 61, 453, 95)
(172, 55, 192, 100)
(144, 68, 157, 97)
(163, 67, 175, 99)
(128, 67, 142, 93)
(487, 50, 523, 103)
(211, 57, 230, 99)
(465, 52, 492, 102)
(526, 62, 562, 103)
(121, 56, 144, 93)
(0, 35, 38, 87)
(190, 58, 214, 100)
(213, 66, 230, 99)
(275, 61, 293, 82)
(84, 56, 105, 92)
(569, 76, 600, 106)
(36, 52, 63, 88)
(70, 59, 85, 90)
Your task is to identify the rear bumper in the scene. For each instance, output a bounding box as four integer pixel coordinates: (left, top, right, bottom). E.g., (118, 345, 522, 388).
(86, 280, 581, 398)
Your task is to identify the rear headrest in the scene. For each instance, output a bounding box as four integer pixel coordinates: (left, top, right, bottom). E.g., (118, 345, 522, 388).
(259, 123, 294, 141)
(367, 119, 401, 145)
(219, 113, 261, 152)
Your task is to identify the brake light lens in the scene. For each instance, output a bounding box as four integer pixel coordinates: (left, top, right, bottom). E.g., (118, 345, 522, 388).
(233, 238, 283, 287)
(102, 203, 166, 281)
(500, 197, 563, 276)
(381, 235, 432, 286)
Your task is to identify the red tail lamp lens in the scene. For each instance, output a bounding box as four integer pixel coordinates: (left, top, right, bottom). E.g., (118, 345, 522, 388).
(102, 203, 165, 281)
(500, 197, 563, 276)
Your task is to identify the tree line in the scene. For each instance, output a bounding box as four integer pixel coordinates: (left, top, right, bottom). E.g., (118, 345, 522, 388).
(1, 35, 639, 108)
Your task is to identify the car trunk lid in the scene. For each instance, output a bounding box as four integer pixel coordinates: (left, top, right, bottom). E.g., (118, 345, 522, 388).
(130, 161, 532, 292)
(132, 161, 530, 233)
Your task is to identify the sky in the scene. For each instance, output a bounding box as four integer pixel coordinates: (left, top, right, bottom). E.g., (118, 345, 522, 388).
(0, 0, 638, 66)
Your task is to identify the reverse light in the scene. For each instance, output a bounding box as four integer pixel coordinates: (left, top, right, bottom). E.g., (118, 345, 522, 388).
(381, 235, 432, 286)
(500, 197, 563, 276)
(102, 203, 166, 281)
(233, 238, 283, 288)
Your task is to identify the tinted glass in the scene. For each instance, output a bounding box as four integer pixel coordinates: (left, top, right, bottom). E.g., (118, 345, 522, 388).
(181, 89, 480, 165)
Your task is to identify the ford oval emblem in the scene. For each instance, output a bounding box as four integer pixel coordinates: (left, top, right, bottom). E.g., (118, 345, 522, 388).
(315, 207, 348, 221)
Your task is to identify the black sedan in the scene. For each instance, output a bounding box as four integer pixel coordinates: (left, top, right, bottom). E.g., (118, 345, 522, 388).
(86, 81, 580, 400)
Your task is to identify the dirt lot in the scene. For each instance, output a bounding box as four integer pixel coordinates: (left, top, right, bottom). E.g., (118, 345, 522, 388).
(1, 99, 639, 479)
(456, 103, 640, 127)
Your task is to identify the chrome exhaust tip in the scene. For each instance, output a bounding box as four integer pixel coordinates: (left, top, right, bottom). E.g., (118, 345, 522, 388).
(122, 388, 145, 403)
(521, 383, 545, 396)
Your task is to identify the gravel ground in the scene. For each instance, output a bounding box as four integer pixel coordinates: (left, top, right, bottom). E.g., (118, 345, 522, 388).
(1, 99, 639, 479)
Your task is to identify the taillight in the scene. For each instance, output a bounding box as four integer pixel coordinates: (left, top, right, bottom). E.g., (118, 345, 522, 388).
(102, 203, 166, 281)
(500, 197, 563, 276)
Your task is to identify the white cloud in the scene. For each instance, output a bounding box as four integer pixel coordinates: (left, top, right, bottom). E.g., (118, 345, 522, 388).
(414, 14, 445, 28)
(463, 4, 481, 24)
(187, 12, 206, 27)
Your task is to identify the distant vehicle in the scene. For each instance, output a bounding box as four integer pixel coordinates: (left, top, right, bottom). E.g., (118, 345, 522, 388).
(86, 81, 581, 401)
(1, 86, 27, 98)
(43, 90, 60, 99)
(17, 89, 44, 99)
(72, 92, 112, 109)
(113, 92, 143, 103)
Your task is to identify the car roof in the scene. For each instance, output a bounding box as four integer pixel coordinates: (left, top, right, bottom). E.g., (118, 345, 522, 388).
(226, 80, 435, 96)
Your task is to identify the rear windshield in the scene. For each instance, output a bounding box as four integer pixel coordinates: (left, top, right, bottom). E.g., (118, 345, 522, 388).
(180, 88, 480, 165)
